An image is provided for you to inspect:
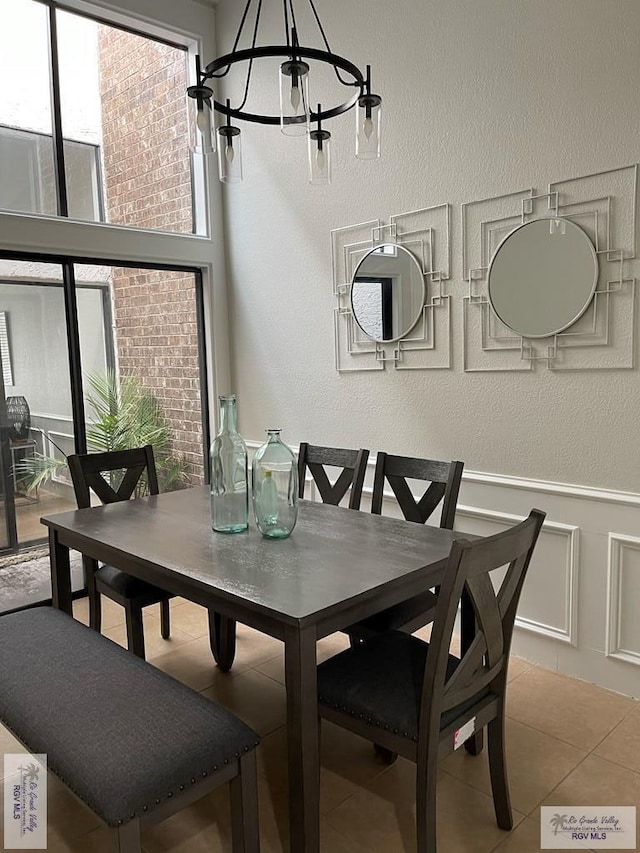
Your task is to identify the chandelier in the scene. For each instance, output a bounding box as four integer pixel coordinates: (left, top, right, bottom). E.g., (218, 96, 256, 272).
(186, 0, 382, 185)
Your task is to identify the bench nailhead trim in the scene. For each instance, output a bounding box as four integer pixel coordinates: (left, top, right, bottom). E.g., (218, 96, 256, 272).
(213, 766, 218, 772)
(155, 798, 161, 804)
(143, 806, 148, 812)
(202, 772, 207, 778)
(224, 759, 229, 765)
(168, 792, 173, 798)
(191, 778, 196, 784)
(179, 785, 185, 791)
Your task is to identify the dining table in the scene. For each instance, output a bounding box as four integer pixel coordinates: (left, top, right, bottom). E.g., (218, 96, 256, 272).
(43, 485, 476, 853)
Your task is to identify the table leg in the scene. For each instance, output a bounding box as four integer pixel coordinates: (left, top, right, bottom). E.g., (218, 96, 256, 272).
(284, 625, 319, 853)
(208, 610, 237, 672)
(461, 585, 484, 755)
(49, 528, 72, 615)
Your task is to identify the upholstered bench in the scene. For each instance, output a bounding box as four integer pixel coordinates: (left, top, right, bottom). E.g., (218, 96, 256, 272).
(0, 607, 260, 852)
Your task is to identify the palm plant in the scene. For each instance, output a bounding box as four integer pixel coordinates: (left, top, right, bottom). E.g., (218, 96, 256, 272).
(17, 371, 189, 495)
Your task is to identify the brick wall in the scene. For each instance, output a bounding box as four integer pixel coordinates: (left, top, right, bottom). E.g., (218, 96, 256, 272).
(97, 27, 204, 484)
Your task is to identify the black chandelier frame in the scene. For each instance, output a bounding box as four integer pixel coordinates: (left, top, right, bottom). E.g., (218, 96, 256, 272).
(191, 46, 365, 126)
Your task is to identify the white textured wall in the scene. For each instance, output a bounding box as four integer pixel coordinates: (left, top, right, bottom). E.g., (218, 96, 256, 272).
(216, 0, 640, 494)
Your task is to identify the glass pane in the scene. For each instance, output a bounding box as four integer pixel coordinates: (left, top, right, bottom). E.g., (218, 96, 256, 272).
(58, 10, 194, 233)
(0, 259, 83, 612)
(74, 264, 205, 491)
(0, 0, 56, 216)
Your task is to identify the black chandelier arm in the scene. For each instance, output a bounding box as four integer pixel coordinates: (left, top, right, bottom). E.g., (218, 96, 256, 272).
(206, 0, 255, 80)
(232, 0, 255, 54)
(287, 0, 300, 49)
(237, 0, 263, 112)
(204, 44, 364, 87)
(211, 92, 360, 125)
(307, 0, 353, 87)
(204, 44, 364, 125)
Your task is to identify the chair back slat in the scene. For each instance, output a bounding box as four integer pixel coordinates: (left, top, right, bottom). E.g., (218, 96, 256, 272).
(419, 509, 545, 743)
(441, 574, 504, 711)
(307, 463, 354, 507)
(371, 453, 463, 529)
(298, 443, 369, 510)
(68, 445, 159, 509)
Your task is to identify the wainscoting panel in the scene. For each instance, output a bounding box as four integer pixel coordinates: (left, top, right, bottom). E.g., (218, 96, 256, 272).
(606, 533, 640, 667)
(458, 472, 640, 697)
(456, 506, 579, 646)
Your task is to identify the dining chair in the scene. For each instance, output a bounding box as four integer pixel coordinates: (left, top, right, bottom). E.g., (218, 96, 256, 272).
(347, 453, 464, 642)
(67, 445, 172, 660)
(318, 509, 546, 853)
(297, 442, 369, 510)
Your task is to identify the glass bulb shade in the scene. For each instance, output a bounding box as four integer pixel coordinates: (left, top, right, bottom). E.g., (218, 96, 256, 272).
(279, 60, 310, 137)
(216, 126, 242, 183)
(356, 98, 382, 160)
(308, 133, 331, 185)
(187, 86, 216, 155)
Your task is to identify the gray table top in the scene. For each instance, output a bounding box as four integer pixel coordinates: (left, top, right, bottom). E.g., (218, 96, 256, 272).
(42, 486, 460, 627)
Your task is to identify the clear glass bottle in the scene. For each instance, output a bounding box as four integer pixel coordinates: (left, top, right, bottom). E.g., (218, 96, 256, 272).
(252, 429, 298, 538)
(210, 395, 248, 533)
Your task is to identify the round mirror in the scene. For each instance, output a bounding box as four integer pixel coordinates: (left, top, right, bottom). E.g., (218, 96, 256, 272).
(487, 218, 598, 338)
(350, 244, 425, 342)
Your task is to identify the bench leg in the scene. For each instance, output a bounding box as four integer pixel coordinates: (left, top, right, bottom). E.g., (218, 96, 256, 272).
(160, 599, 171, 639)
(124, 601, 146, 660)
(109, 819, 141, 853)
(230, 751, 259, 853)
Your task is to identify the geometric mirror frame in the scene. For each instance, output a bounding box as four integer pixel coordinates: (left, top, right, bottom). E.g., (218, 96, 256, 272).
(461, 163, 638, 371)
(331, 204, 452, 371)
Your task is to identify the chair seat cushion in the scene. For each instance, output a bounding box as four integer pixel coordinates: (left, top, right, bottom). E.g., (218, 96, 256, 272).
(349, 589, 438, 636)
(0, 607, 258, 827)
(96, 563, 173, 603)
(317, 630, 487, 741)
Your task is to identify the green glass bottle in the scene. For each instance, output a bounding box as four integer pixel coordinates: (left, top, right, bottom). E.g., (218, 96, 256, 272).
(210, 395, 248, 533)
(252, 429, 298, 538)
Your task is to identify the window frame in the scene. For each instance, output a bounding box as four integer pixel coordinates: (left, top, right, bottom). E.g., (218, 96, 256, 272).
(4, 0, 204, 236)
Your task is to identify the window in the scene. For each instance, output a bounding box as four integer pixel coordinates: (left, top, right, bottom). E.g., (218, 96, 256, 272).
(0, 126, 103, 220)
(0, 0, 197, 234)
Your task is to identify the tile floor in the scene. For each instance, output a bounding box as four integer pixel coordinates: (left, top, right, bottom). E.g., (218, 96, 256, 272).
(1, 597, 639, 853)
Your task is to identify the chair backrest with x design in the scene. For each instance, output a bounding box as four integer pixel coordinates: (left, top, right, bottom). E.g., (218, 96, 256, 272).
(68, 445, 159, 509)
(419, 509, 545, 745)
(297, 443, 369, 510)
(371, 453, 464, 529)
